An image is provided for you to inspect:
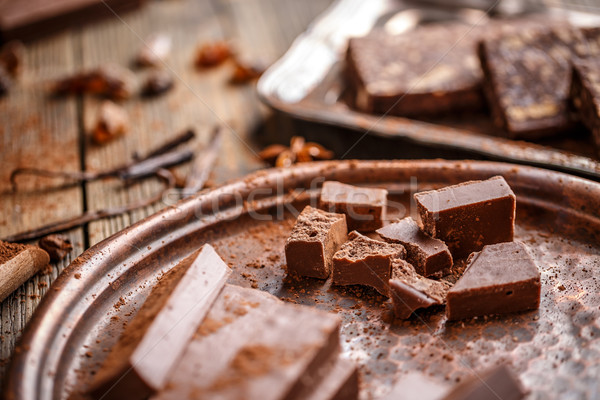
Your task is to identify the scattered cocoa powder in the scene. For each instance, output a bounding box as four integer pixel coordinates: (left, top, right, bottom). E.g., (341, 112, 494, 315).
(0, 240, 27, 264)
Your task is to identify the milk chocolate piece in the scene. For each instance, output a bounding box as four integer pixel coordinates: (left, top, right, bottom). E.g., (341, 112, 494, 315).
(305, 357, 359, 400)
(570, 57, 600, 153)
(332, 231, 405, 296)
(389, 259, 451, 319)
(443, 364, 526, 400)
(154, 284, 342, 400)
(320, 181, 387, 231)
(446, 242, 540, 321)
(285, 205, 347, 279)
(415, 176, 516, 259)
(479, 26, 600, 139)
(87, 244, 230, 400)
(377, 217, 452, 277)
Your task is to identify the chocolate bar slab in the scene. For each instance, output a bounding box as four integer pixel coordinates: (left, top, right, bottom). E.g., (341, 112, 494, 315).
(415, 176, 516, 259)
(332, 231, 405, 296)
(479, 26, 600, 139)
(389, 259, 451, 319)
(154, 284, 342, 400)
(377, 217, 452, 277)
(320, 181, 387, 231)
(446, 242, 540, 321)
(87, 244, 230, 400)
(570, 57, 600, 154)
(443, 364, 526, 400)
(285, 205, 347, 279)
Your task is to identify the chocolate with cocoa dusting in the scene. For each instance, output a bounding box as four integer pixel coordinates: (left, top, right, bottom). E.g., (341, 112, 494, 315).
(446, 241, 540, 321)
(285, 205, 347, 279)
(52, 64, 135, 100)
(415, 176, 516, 259)
(377, 217, 452, 277)
(332, 231, 405, 296)
(92, 101, 129, 144)
(38, 234, 73, 262)
(320, 181, 387, 232)
(570, 57, 600, 154)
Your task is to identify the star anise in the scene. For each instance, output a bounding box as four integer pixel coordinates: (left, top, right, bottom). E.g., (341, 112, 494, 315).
(258, 136, 334, 167)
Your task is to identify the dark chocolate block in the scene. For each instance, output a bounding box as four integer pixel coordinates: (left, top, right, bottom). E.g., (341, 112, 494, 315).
(320, 181, 387, 231)
(87, 245, 230, 400)
(570, 57, 600, 154)
(443, 364, 526, 400)
(154, 284, 343, 400)
(377, 217, 452, 277)
(332, 231, 405, 296)
(389, 259, 451, 319)
(446, 241, 541, 321)
(415, 176, 516, 259)
(479, 26, 600, 139)
(285, 205, 348, 279)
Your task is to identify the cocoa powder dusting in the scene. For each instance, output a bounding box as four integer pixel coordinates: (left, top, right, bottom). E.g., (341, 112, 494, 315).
(0, 240, 27, 264)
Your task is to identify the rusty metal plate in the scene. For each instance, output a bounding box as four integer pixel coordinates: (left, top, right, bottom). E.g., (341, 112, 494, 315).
(258, 0, 600, 180)
(5, 160, 600, 400)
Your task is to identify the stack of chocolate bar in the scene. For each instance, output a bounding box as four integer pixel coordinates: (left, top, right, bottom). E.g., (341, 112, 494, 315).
(285, 176, 541, 322)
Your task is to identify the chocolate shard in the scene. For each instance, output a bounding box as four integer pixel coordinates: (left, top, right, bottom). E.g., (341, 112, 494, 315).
(319, 181, 387, 232)
(446, 242, 540, 321)
(332, 231, 405, 297)
(377, 217, 452, 277)
(570, 57, 600, 154)
(87, 244, 230, 400)
(153, 284, 343, 400)
(285, 205, 347, 279)
(389, 259, 451, 319)
(414, 176, 516, 259)
(479, 25, 600, 139)
(442, 364, 526, 400)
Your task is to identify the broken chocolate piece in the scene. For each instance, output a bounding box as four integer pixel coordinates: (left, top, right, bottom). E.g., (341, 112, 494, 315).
(38, 234, 73, 262)
(570, 57, 600, 154)
(304, 357, 359, 400)
(142, 70, 174, 97)
(285, 205, 347, 279)
(389, 258, 451, 319)
(415, 176, 516, 259)
(443, 364, 526, 400)
(52, 64, 135, 100)
(92, 100, 129, 144)
(377, 217, 452, 277)
(320, 181, 387, 231)
(153, 284, 342, 400)
(446, 242, 540, 321)
(332, 231, 405, 296)
(136, 34, 171, 67)
(0, 40, 24, 77)
(195, 41, 231, 68)
(87, 244, 230, 400)
(479, 26, 600, 138)
(0, 240, 50, 302)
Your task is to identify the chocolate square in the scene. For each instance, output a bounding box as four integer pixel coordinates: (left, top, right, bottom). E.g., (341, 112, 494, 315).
(446, 241, 541, 321)
(319, 181, 387, 231)
(285, 205, 348, 279)
(332, 231, 405, 296)
(377, 217, 452, 277)
(570, 57, 600, 154)
(414, 176, 516, 259)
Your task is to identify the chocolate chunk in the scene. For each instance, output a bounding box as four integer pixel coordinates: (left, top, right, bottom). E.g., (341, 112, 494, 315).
(154, 284, 343, 400)
(285, 205, 347, 279)
(388, 259, 451, 319)
(92, 101, 129, 145)
(304, 357, 359, 400)
(52, 64, 135, 100)
(443, 364, 526, 400)
(415, 176, 516, 259)
(377, 217, 452, 277)
(87, 244, 230, 400)
(332, 231, 405, 297)
(136, 34, 172, 67)
(479, 26, 600, 139)
(570, 57, 600, 154)
(320, 181, 387, 231)
(446, 242, 540, 321)
(38, 234, 73, 262)
(142, 70, 174, 97)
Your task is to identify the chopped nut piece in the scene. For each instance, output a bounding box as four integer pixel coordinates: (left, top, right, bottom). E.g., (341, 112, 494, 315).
(38, 234, 73, 262)
(195, 41, 231, 68)
(142, 70, 174, 96)
(0, 40, 25, 77)
(93, 101, 130, 144)
(136, 34, 171, 67)
(53, 64, 135, 100)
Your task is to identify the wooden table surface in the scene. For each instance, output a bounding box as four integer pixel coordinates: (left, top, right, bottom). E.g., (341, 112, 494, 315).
(0, 0, 332, 382)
